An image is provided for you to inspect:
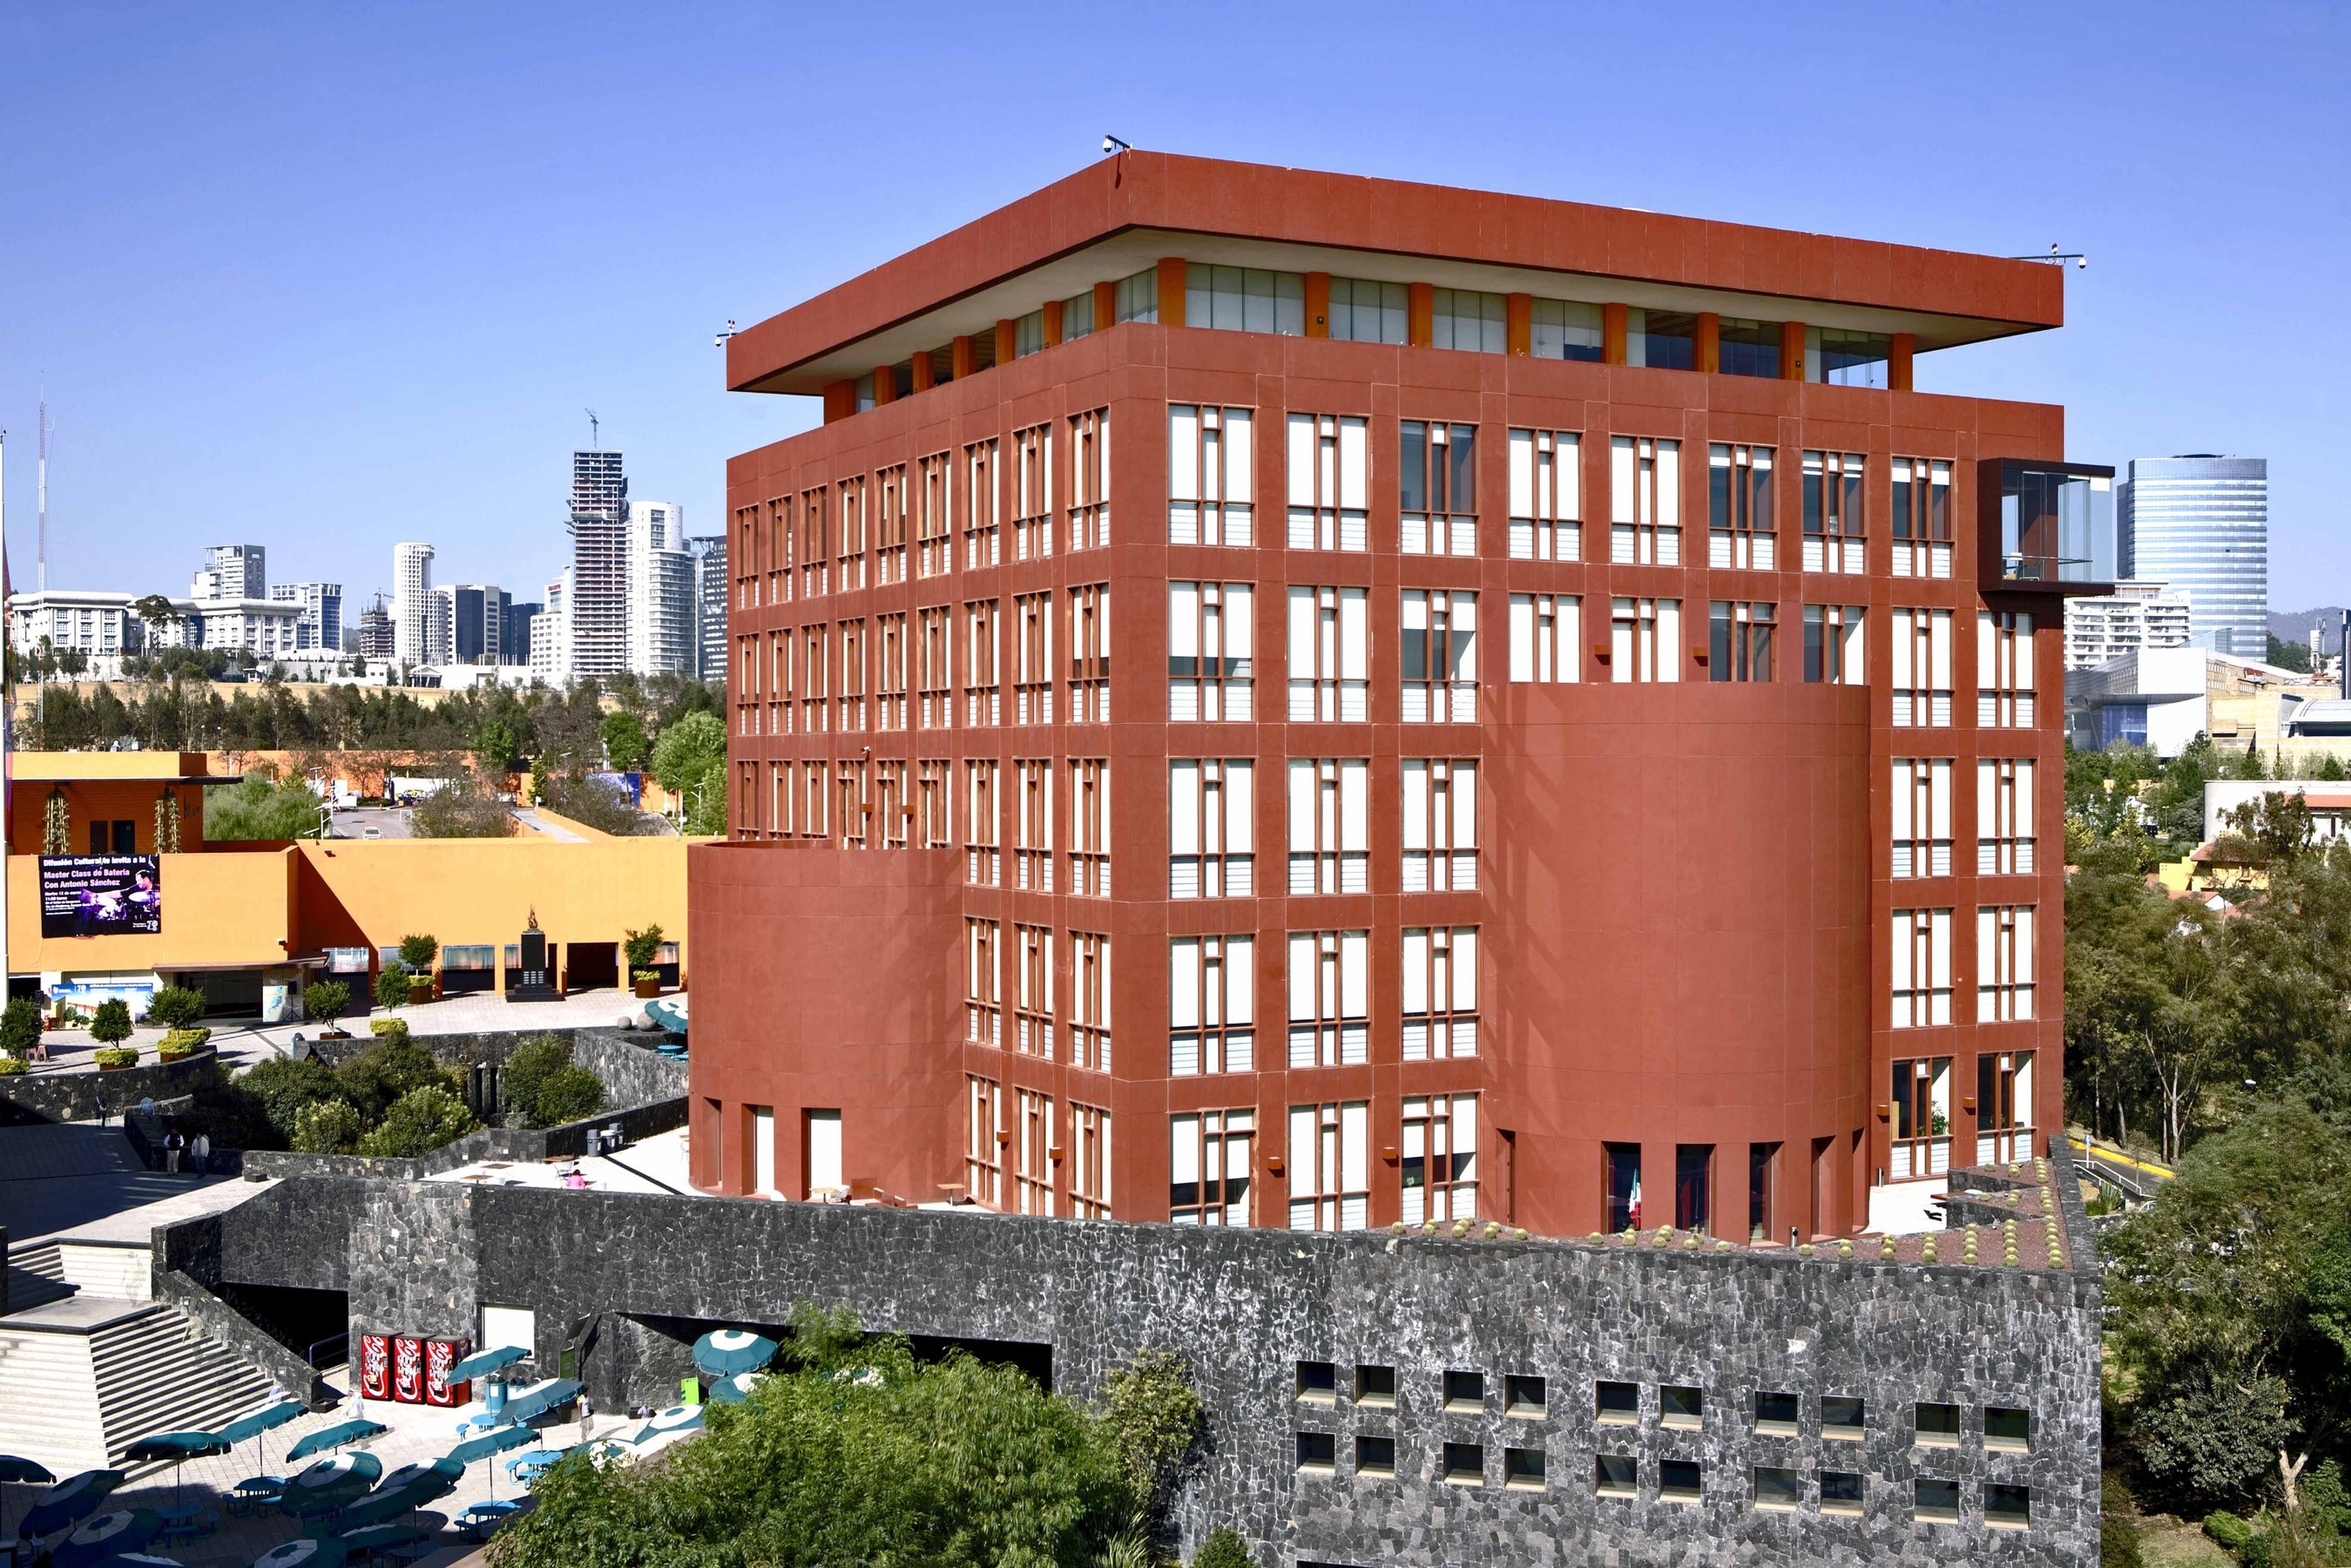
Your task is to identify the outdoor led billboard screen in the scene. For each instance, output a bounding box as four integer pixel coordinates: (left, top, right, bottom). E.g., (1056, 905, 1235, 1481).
(39, 855, 164, 937)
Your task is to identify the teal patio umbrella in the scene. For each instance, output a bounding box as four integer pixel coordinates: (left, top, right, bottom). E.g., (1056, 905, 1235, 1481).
(278, 1452, 381, 1519)
(0, 1454, 56, 1542)
(690, 1329, 775, 1376)
(493, 1379, 582, 1426)
(335, 1514, 443, 1557)
(283, 1419, 387, 1463)
(51, 1507, 159, 1568)
(220, 1400, 307, 1479)
(626, 1406, 703, 1444)
(338, 1458, 462, 1530)
(251, 1536, 348, 1566)
(706, 1372, 764, 1405)
(446, 1417, 538, 1503)
(125, 1429, 230, 1510)
(448, 1346, 529, 1383)
(21, 1470, 125, 1539)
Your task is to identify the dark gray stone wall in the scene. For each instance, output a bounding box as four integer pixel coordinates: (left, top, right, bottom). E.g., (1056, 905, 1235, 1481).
(0, 1047, 220, 1125)
(297, 1024, 683, 1123)
(570, 1028, 688, 1109)
(240, 1096, 686, 1182)
(185, 1152, 2103, 1567)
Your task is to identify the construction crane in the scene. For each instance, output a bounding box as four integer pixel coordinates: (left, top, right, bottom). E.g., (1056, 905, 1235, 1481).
(585, 409, 599, 449)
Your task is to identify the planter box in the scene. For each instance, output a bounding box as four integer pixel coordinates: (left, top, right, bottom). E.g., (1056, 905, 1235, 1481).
(98, 1061, 133, 1071)
(633, 979, 663, 999)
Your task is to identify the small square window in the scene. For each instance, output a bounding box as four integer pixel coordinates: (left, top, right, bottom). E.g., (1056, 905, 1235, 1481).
(1659, 1459, 1703, 1503)
(1355, 1435, 1395, 1477)
(1822, 1396, 1866, 1440)
(1821, 1470, 1864, 1516)
(1442, 1369, 1485, 1412)
(1296, 1361, 1337, 1404)
(1986, 1406, 2030, 1453)
(1355, 1364, 1396, 1406)
(1754, 1390, 1798, 1436)
(1504, 1446, 1545, 1490)
(1660, 1385, 1703, 1429)
(1914, 1402, 1960, 1448)
(1442, 1442, 1484, 1485)
(1753, 1465, 1800, 1511)
(1915, 1477, 1960, 1523)
(1296, 1431, 1336, 1472)
(1595, 1454, 1638, 1498)
(1596, 1380, 1638, 1424)
(1504, 1374, 1546, 1417)
(1985, 1482, 2031, 1529)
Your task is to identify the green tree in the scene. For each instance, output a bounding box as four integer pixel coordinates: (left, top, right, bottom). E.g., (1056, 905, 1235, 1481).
(356, 1085, 478, 1156)
(1193, 1528, 1256, 1568)
(649, 711, 724, 793)
(292, 1098, 366, 1154)
(203, 770, 322, 840)
(410, 770, 517, 838)
(375, 961, 412, 1012)
(1099, 1348, 1204, 1516)
(398, 934, 440, 970)
(0, 997, 42, 1059)
(600, 710, 651, 772)
(303, 980, 351, 1031)
(90, 997, 133, 1046)
(2270, 632, 2316, 674)
(532, 1065, 605, 1128)
(474, 717, 524, 772)
(334, 1039, 461, 1122)
(236, 1057, 348, 1144)
(146, 986, 206, 1031)
(499, 1034, 571, 1125)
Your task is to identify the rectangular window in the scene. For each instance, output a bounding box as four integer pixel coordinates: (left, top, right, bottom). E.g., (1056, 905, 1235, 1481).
(1814, 327, 1890, 388)
(1113, 267, 1157, 324)
(1978, 759, 2036, 875)
(1326, 276, 1407, 343)
(1801, 451, 1865, 575)
(1286, 585, 1368, 722)
(1011, 422, 1053, 561)
(876, 760, 907, 848)
(1979, 611, 2037, 728)
(1014, 758, 1053, 893)
(837, 618, 867, 732)
(1891, 607, 1953, 727)
(1287, 929, 1369, 1067)
(1611, 436, 1681, 564)
(1402, 589, 1477, 721)
(875, 463, 908, 585)
(1170, 759, 1253, 898)
(1068, 584, 1110, 724)
(963, 438, 999, 568)
(965, 1075, 1003, 1207)
(1803, 605, 1866, 686)
(1675, 1146, 1713, 1233)
(1597, 1379, 1638, 1425)
(1707, 601, 1775, 682)
(1659, 1460, 1703, 1503)
(1014, 923, 1054, 1058)
(1978, 904, 2036, 1022)
(1287, 414, 1368, 551)
(1402, 929, 1479, 1061)
(1012, 1087, 1053, 1214)
(1915, 1477, 1960, 1524)
(1892, 1057, 1952, 1180)
(1892, 909, 1954, 1029)
(1071, 934, 1111, 1074)
(1976, 1050, 2035, 1165)
(1168, 404, 1254, 546)
(1401, 1091, 1476, 1222)
(917, 606, 952, 729)
(1891, 457, 1953, 578)
(1400, 421, 1477, 556)
(1430, 287, 1506, 353)
(799, 761, 828, 838)
(1708, 444, 1776, 570)
(1753, 1466, 1801, 1511)
(1402, 759, 1477, 891)
(1611, 597, 1681, 684)
(1185, 265, 1304, 335)
(835, 476, 867, 592)
(1357, 1435, 1397, 1478)
(800, 484, 828, 596)
(876, 612, 908, 732)
(964, 759, 1000, 887)
(1288, 1100, 1370, 1232)
(963, 598, 1001, 727)
(1508, 593, 1581, 684)
(799, 625, 829, 733)
(965, 919, 1002, 1047)
(1629, 308, 1695, 369)
(917, 760, 950, 849)
(1069, 409, 1110, 551)
(1530, 297, 1603, 362)
(1012, 308, 1044, 359)
(1071, 1102, 1111, 1219)
(1170, 934, 1254, 1075)
(1717, 316, 1785, 379)
(1170, 1108, 1252, 1225)
(917, 451, 952, 578)
(1288, 758, 1369, 895)
(1169, 581, 1254, 720)
(1013, 591, 1053, 726)
(1069, 759, 1110, 898)
(1985, 1483, 2031, 1530)
(1509, 429, 1581, 561)
(1595, 1455, 1639, 1499)
(1892, 759, 1954, 879)
(1821, 1470, 1864, 1515)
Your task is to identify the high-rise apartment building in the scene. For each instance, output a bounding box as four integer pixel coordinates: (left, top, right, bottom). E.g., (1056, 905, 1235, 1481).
(689, 154, 2102, 1242)
(2118, 455, 2267, 659)
(193, 544, 267, 600)
(529, 571, 571, 684)
(2063, 579, 2192, 670)
(270, 582, 343, 651)
(626, 500, 695, 677)
(688, 534, 728, 685)
(568, 450, 629, 678)
(392, 543, 439, 666)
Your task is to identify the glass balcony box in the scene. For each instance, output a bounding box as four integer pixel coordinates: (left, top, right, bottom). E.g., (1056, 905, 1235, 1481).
(1979, 459, 2115, 592)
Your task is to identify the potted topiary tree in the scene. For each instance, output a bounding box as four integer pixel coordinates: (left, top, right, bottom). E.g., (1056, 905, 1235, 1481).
(0, 996, 41, 1064)
(375, 961, 412, 1014)
(625, 925, 665, 998)
(90, 997, 137, 1068)
(145, 985, 206, 1032)
(305, 979, 353, 1039)
(398, 935, 438, 1003)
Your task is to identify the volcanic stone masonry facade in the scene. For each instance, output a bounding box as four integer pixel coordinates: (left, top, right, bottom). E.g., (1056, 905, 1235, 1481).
(166, 1148, 2100, 1566)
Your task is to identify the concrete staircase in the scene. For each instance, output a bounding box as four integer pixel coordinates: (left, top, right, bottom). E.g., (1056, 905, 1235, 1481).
(11, 1240, 153, 1301)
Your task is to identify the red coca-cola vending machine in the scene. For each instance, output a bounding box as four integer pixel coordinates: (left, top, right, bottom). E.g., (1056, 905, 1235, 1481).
(392, 1335, 425, 1403)
(359, 1333, 391, 1401)
(424, 1338, 471, 1407)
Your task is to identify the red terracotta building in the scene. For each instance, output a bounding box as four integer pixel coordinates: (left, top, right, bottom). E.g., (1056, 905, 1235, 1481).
(687, 153, 2103, 1242)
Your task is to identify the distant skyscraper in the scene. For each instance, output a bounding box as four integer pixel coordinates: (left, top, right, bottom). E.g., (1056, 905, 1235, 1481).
(2063, 579, 2193, 670)
(2118, 456, 2268, 659)
(270, 582, 342, 651)
(626, 499, 694, 676)
(438, 584, 509, 665)
(530, 571, 572, 684)
(688, 534, 727, 685)
(358, 596, 395, 660)
(194, 544, 267, 600)
(504, 601, 540, 666)
(568, 450, 628, 678)
(393, 542, 439, 666)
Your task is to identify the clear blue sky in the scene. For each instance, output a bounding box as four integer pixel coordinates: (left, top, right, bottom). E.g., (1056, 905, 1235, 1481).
(2, 1, 2344, 612)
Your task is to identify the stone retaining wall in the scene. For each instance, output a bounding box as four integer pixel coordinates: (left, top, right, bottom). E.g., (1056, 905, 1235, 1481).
(0, 1047, 220, 1125)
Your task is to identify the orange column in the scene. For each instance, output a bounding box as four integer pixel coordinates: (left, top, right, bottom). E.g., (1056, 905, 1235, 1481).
(1043, 300, 1064, 348)
(1092, 280, 1116, 329)
(1305, 272, 1331, 338)
(1780, 321, 1807, 382)
(1506, 293, 1532, 356)
(1155, 258, 1187, 326)
(910, 351, 935, 393)
(822, 382, 855, 423)
(1407, 282, 1434, 347)
(994, 319, 1017, 366)
(1889, 333, 1915, 392)
(951, 335, 976, 380)
(1694, 312, 1720, 374)
(1602, 303, 1628, 365)
(871, 366, 895, 407)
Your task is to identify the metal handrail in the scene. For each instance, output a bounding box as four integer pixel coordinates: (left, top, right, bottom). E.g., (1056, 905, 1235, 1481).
(307, 1332, 349, 1369)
